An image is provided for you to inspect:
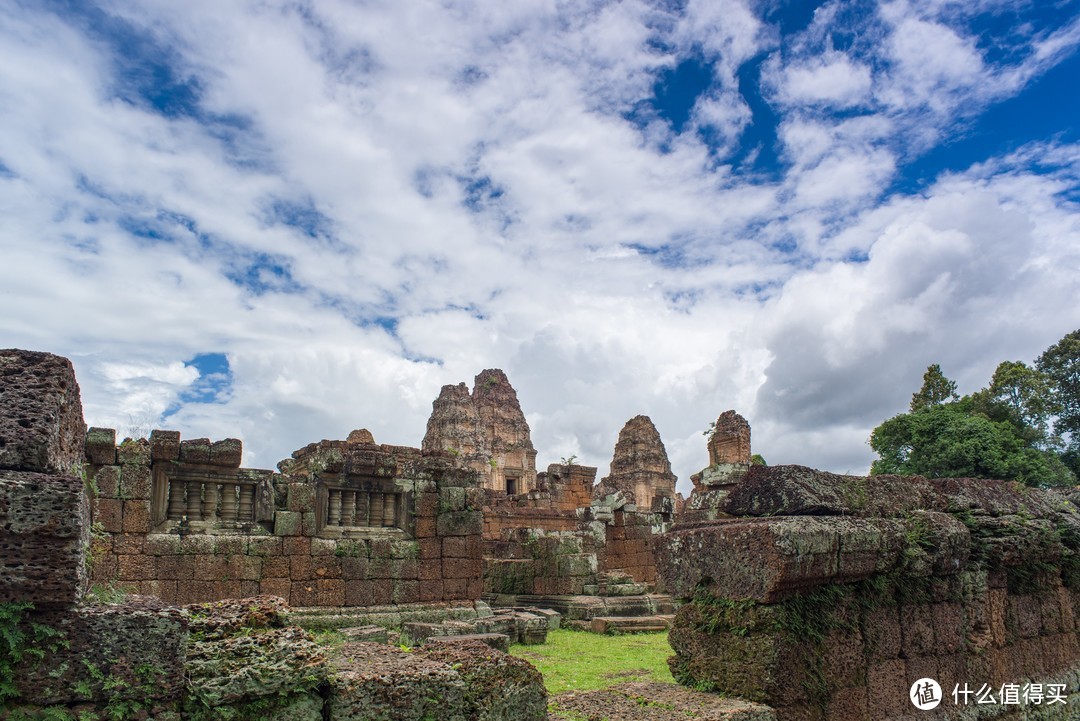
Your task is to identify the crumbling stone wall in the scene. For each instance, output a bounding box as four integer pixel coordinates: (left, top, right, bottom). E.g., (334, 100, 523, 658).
(422, 369, 538, 494)
(658, 463, 1080, 720)
(87, 429, 485, 607)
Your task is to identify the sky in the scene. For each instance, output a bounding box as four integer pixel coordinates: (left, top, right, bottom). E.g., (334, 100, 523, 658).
(1, 0, 1079, 494)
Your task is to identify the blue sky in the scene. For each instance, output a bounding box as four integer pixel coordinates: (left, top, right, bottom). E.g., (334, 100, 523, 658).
(1, 0, 1078, 489)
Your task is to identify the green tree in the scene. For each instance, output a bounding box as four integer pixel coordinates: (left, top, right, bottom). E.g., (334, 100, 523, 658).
(909, 364, 959, 412)
(869, 403, 1073, 487)
(974, 360, 1059, 448)
(1038, 328, 1080, 477)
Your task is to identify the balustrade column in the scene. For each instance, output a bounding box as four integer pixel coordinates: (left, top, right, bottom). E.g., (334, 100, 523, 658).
(220, 483, 238, 521)
(328, 490, 342, 526)
(167, 480, 186, 520)
(342, 491, 356, 526)
(203, 483, 219, 520)
(238, 484, 254, 522)
(186, 481, 203, 521)
(382, 493, 397, 527)
(369, 493, 384, 527)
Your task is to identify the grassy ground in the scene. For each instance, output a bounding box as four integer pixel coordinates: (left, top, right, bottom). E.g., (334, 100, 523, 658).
(510, 629, 675, 694)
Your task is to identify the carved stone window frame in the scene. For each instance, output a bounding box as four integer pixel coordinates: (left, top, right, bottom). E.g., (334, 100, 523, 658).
(151, 464, 275, 534)
(314, 474, 413, 538)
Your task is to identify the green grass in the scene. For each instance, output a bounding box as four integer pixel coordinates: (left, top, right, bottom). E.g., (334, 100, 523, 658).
(510, 629, 674, 694)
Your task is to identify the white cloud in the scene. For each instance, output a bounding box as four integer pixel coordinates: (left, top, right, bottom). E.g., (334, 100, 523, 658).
(0, 1, 1078, 494)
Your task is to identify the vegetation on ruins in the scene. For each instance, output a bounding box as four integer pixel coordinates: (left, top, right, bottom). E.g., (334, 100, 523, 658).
(869, 329, 1079, 486)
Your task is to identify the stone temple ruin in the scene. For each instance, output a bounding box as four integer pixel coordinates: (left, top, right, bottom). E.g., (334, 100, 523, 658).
(3, 347, 1080, 720)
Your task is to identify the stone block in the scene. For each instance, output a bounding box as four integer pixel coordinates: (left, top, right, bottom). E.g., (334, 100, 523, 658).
(345, 579, 374, 606)
(209, 438, 243, 467)
(274, 510, 303, 536)
(303, 511, 318, 535)
(122, 499, 152, 533)
(437, 510, 483, 537)
(0, 470, 89, 606)
(0, 349, 86, 474)
(119, 464, 152, 500)
(180, 438, 212, 464)
(328, 642, 467, 721)
(92, 464, 120, 498)
(899, 604, 936, 657)
(656, 517, 907, 602)
(149, 429, 181, 461)
(10, 598, 188, 706)
(85, 426, 117, 466)
(94, 496, 124, 534)
(286, 482, 316, 512)
(117, 438, 150, 466)
(417, 638, 546, 718)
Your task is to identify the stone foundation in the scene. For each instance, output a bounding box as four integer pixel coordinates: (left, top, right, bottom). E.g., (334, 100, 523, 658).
(658, 466, 1080, 720)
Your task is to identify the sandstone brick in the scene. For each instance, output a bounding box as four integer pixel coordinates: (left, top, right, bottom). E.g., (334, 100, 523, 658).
(444, 578, 468, 599)
(121, 499, 151, 533)
(419, 580, 445, 602)
(394, 580, 420, 604)
(291, 555, 314, 581)
(341, 557, 369, 580)
(900, 604, 937, 657)
(246, 535, 282, 557)
(312, 558, 342, 580)
(0, 470, 89, 606)
(92, 464, 120, 498)
(826, 686, 868, 721)
(179, 438, 211, 464)
(291, 583, 318, 607)
(274, 510, 302, 536)
(0, 350, 86, 474)
(262, 556, 291, 578)
(156, 555, 195, 580)
(112, 533, 144, 555)
(316, 578, 346, 606)
(345, 580, 374, 606)
(286, 482, 316, 512)
(194, 554, 228, 581)
(443, 536, 467, 558)
(85, 427, 117, 466)
(283, 536, 311, 556)
(209, 438, 242, 467)
(94, 497, 124, 533)
(372, 578, 393, 605)
(119, 464, 151, 500)
(149, 429, 180, 461)
(260, 578, 292, 600)
(932, 602, 965, 654)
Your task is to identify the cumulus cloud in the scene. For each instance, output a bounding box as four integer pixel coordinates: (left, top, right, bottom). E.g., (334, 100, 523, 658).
(1, 0, 1078, 494)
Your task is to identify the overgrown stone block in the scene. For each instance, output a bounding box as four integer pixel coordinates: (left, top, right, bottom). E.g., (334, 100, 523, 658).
(10, 597, 188, 707)
(327, 642, 467, 721)
(150, 429, 181, 461)
(85, 426, 117, 466)
(416, 638, 546, 720)
(0, 349, 86, 474)
(0, 470, 89, 606)
(209, 438, 243, 467)
(180, 438, 212, 464)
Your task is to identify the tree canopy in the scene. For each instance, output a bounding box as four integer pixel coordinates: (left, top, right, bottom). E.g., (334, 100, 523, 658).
(870, 330, 1079, 487)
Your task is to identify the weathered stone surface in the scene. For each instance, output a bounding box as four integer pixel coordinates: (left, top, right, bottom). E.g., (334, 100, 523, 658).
(209, 438, 243, 467)
(657, 517, 913, 602)
(328, 642, 467, 721)
(0, 469, 89, 606)
(184, 595, 291, 639)
(11, 596, 188, 707)
(416, 638, 547, 720)
(346, 428, 375, 444)
(722, 465, 944, 518)
(0, 349, 86, 474)
(180, 437, 212, 464)
(150, 428, 181, 461)
(594, 415, 677, 510)
(185, 625, 327, 709)
(85, 426, 117, 466)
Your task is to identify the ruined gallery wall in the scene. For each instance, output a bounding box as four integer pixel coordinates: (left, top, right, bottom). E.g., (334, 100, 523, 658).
(86, 429, 486, 607)
(657, 465, 1080, 720)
